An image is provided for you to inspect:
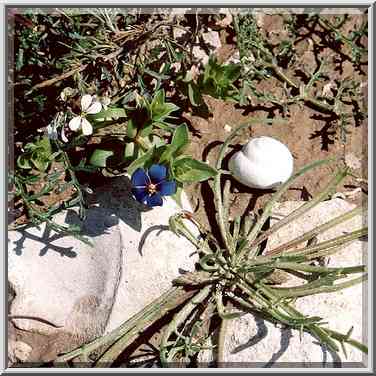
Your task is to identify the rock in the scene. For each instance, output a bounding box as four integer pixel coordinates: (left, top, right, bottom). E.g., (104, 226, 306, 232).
(345, 153, 362, 171)
(192, 46, 210, 66)
(215, 13, 233, 28)
(8, 175, 198, 358)
(8, 207, 122, 344)
(9, 340, 33, 363)
(199, 199, 367, 367)
(192, 30, 222, 66)
(202, 30, 222, 50)
(101, 177, 198, 332)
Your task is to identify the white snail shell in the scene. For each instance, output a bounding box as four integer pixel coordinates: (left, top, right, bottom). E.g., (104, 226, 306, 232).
(229, 136, 294, 189)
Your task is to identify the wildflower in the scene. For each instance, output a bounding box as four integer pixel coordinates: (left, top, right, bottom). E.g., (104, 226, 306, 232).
(60, 124, 73, 143)
(68, 94, 102, 136)
(131, 164, 177, 207)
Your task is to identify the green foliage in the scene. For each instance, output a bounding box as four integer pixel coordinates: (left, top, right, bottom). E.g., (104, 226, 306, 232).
(185, 57, 241, 106)
(17, 136, 53, 172)
(89, 149, 114, 168)
(87, 93, 216, 186)
(55, 124, 368, 367)
(9, 11, 368, 366)
(172, 157, 217, 183)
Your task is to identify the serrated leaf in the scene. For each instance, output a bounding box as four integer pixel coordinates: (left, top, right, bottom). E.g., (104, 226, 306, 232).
(172, 271, 217, 287)
(89, 149, 114, 167)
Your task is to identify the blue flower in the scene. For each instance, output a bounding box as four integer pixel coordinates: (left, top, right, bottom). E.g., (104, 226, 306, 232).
(131, 164, 177, 207)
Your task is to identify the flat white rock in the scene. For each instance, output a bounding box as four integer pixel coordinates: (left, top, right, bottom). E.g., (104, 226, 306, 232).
(199, 198, 367, 367)
(102, 177, 198, 332)
(8, 207, 122, 341)
(8, 175, 198, 359)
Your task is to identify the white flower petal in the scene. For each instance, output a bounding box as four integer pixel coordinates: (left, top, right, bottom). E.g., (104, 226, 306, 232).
(86, 101, 102, 114)
(61, 127, 69, 143)
(81, 94, 93, 112)
(69, 116, 82, 131)
(81, 117, 93, 135)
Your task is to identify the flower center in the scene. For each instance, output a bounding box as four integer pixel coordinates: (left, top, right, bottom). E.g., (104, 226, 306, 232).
(147, 183, 157, 194)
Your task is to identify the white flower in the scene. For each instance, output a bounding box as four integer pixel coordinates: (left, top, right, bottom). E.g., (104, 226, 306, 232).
(61, 126, 69, 143)
(229, 136, 294, 189)
(68, 94, 102, 136)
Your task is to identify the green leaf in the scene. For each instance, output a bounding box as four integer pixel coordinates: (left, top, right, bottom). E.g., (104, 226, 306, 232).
(151, 89, 165, 109)
(139, 122, 154, 137)
(89, 149, 114, 167)
(31, 156, 49, 172)
(152, 121, 176, 133)
(159, 145, 174, 164)
(89, 107, 126, 121)
(188, 83, 203, 107)
(223, 64, 241, 83)
(171, 123, 189, 155)
(127, 119, 138, 139)
(151, 89, 179, 121)
(173, 157, 218, 183)
(152, 103, 179, 122)
(127, 147, 155, 175)
(17, 155, 32, 169)
(35, 136, 52, 156)
(124, 142, 140, 161)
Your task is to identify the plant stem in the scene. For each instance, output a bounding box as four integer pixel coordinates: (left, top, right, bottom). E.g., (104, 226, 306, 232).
(271, 274, 367, 298)
(159, 285, 211, 365)
(249, 168, 348, 252)
(266, 205, 365, 256)
(55, 287, 195, 364)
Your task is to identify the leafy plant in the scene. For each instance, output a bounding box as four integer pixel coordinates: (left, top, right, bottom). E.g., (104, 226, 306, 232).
(55, 122, 367, 367)
(184, 56, 241, 107)
(86, 90, 217, 204)
(17, 136, 54, 172)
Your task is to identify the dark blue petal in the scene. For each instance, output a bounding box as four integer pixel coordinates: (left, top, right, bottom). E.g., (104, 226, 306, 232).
(132, 187, 148, 204)
(131, 168, 150, 187)
(148, 164, 167, 184)
(146, 192, 163, 207)
(158, 180, 177, 196)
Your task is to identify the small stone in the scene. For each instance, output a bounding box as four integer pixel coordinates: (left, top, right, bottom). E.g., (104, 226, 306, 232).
(202, 30, 222, 49)
(215, 13, 233, 28)
(192, 46, 209, 65)
(224, 124, 232, 132)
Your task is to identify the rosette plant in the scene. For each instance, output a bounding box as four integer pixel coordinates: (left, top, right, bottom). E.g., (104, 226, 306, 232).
(56, 121, 367, 367)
